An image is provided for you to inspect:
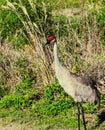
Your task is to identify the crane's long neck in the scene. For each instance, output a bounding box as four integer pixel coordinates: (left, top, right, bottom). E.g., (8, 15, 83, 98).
(53, 42, 60, 66)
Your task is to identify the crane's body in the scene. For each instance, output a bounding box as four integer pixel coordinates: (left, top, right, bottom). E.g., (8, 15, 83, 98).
(43, 35, 100, 130)
(54, 41, 99, 104)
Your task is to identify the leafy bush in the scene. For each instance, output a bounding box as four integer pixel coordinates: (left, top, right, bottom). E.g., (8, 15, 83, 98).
(36, 98, 74, 116)
(0, 95, 32, 109)
(44, 79, 67, 103)
(0, 86, 7, 99)
(0, 79, 74, 115)
(0, 77, 40, 109)
(84, 103, 99, 114)
(0, 78, 100, 116)
(33, 79, 74, 116)
(0, 85, 10, 99)
(15, 77, 40, 101)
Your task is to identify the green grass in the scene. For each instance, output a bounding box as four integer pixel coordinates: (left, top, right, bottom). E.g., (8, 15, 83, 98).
(0, 108, 77, 129)
(0, 80, 104, 130)
(0, 105, 105, 130)
(0, 107, 84, 129)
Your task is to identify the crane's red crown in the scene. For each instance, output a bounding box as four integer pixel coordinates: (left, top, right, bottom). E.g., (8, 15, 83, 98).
(43, 35, 56, 47)
(47, 35, 55, 42)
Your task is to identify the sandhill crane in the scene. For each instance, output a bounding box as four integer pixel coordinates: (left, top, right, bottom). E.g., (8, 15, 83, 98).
(43, 35, 100, 130)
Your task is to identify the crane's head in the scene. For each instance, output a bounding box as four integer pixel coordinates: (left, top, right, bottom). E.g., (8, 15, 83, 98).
(43, 35, 56, 48)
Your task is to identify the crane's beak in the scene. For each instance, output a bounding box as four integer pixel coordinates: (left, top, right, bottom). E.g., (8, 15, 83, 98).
(42, 42, 47, 48)
(42, 41, 50, 48)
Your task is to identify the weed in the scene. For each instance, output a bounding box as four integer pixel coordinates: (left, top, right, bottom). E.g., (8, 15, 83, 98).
(44, 79, 67, 102)
(0, 86, 6, 99)
(31, 79, 74, 116)
(0, 95, 32, 109)
(15, 77, 38, 97)
(84, 103, 99, 114)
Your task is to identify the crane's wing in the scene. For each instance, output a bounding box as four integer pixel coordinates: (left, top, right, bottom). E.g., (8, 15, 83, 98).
(70, 72, 100, 104)
(71, 72, 97, 88)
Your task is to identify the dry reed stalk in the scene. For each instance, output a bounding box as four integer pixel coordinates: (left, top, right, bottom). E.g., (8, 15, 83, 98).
(5, 0, 54, 85)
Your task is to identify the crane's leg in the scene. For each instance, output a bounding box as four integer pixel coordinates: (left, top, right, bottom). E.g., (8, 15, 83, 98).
(77, 102, 80, 130)
(80, 103, 87, 130)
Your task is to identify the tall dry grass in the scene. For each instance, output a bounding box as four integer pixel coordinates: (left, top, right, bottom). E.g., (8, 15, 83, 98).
(56, 7, 105, 93)
(2, 0, 54, 85)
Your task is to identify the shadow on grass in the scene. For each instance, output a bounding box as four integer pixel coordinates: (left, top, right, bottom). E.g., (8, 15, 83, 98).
(91, 109, 105, 129)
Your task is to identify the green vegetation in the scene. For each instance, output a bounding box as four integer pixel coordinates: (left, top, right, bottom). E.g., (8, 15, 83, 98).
(0, 0, 105, 129)
(0, 80, 103, 129)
